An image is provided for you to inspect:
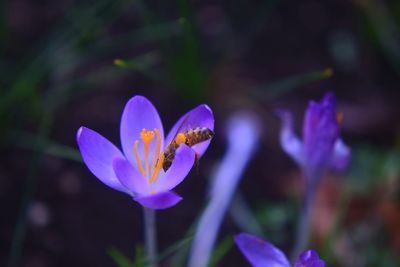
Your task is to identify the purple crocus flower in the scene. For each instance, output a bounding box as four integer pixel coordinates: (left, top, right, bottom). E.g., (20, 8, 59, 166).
(235, 233, 325, 267)
(276, 92, 350, 258)
(76, 95, 214, 209)
(276, 92, 350, 184)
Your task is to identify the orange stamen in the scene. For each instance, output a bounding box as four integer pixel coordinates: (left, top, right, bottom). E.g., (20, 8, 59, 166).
(140, 129, 155, 176)
(149, 154, 164, 184)
(150, 128, 162, 173)
(134, 127, 165, 184)
(134, 140, 145, 176)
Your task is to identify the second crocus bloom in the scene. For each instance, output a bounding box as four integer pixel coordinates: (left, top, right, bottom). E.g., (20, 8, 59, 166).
(77, 95, 214, 209)
(276, 92, 351, 184)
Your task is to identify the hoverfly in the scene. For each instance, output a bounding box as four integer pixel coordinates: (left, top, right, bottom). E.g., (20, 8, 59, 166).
(162, 127, 214, 172)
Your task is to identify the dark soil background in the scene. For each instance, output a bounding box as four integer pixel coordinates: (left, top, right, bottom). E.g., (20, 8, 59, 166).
(1, 0, 400, 266)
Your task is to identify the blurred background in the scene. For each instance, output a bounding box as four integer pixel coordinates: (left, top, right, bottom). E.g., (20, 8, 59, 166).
(1, 0, 400, 266)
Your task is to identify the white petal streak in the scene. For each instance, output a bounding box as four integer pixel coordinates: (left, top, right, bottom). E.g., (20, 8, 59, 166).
(188, 111, 261, 267)
(330, 138, 351, 171)
(276, 109, 304, 167)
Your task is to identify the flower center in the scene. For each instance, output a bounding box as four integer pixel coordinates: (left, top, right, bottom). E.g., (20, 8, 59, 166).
(133, 128, 164, 184)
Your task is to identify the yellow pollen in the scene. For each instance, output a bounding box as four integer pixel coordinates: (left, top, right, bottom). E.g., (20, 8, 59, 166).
(175, 133, 187, 145)
(149, 154, 164, 184)
(134, 128, 164, 184)
(140, 129, 155, 176)
(336, 112, 344, 126)
(134, 140, 145, 176)
(150, 129, 162, 173)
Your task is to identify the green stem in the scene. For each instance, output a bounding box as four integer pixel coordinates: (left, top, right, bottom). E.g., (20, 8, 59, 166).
(291, 182, 317, 261)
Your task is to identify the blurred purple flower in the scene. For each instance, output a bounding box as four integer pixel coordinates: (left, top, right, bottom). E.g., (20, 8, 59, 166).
(235, 233, 325, 267)
(276, 92, 351, 182)
(188, 112, 261, 267)
(276, 92, 351, 257)
(76, 95, 214, 209)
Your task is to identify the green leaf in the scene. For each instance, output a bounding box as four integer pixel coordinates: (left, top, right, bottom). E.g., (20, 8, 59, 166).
(5, 130, 82, 162)
(208, 236, 234, 267)
(253, 68, 333, 101)
(108, 247, 134, 267)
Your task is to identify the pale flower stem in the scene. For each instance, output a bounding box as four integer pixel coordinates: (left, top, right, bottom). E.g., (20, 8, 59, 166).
(143, 208, 158, 267)
(291, 174, 318, 262)
(187, 112, 260, 267)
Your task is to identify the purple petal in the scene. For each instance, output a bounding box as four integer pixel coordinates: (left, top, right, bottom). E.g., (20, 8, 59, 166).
(234, 233, 291, 267)
(294, 250, 325, 267)
(134, 191, 182, 209)
(302, 92, 339, 173)
(154, 144, 195, 192)
(76, 127, 127, 193)
(275, 109, 304, 167)
(321, 91, 336, 106)
(120, 96, 164, 171)
(112, 157, 150, 195)
(330, 138, 351, 171)
(165, 104, 214, 157)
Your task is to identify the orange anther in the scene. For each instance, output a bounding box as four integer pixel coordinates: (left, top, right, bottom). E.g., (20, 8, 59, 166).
(150, 154, 164, 184)
(151, 129, 162, 174)
(140, 129, 155, 176)
(134, 140, 145, 176)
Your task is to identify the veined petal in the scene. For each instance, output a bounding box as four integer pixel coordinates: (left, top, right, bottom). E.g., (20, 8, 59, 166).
(135, 191, 182, 209)
(303, 100, 322, 146)
(165, 104, 214, 157)
(303, 93, 339, 170)
(154, 144, 195, 192)
(234, 233, 291, 267)
(330, 138, 351, 171)
(112, 157, 150, 195)
(303, 92, 336, 146)
(76, 127, 127, 193)
(120, 96, 164, 170)
(294, 250, 325, 267)
(276, 109, 304, 167)
(321, 91, 336, 106)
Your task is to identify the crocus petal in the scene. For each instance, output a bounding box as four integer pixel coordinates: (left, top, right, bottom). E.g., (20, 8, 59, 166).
(303, 92, 337, 148)
(329, 138, 351, 171)
(303, 93, 339, 171)
(76, 127, 127, 193)
(134, 191, 182, 209)
(321, 91, 336, 106)
(294, 250, 326, 267)
(154, 144, 195, 192)
(112, 157, 150, 195)
(120, 95, 164, 170)
(276, 109, 304, 167)
(234, 233, 291, 267)
(165, 104, 214, 157)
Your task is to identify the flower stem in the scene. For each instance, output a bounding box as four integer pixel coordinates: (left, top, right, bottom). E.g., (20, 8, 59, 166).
(143, 207, 158, 267)
(291, 177, 318, 262)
